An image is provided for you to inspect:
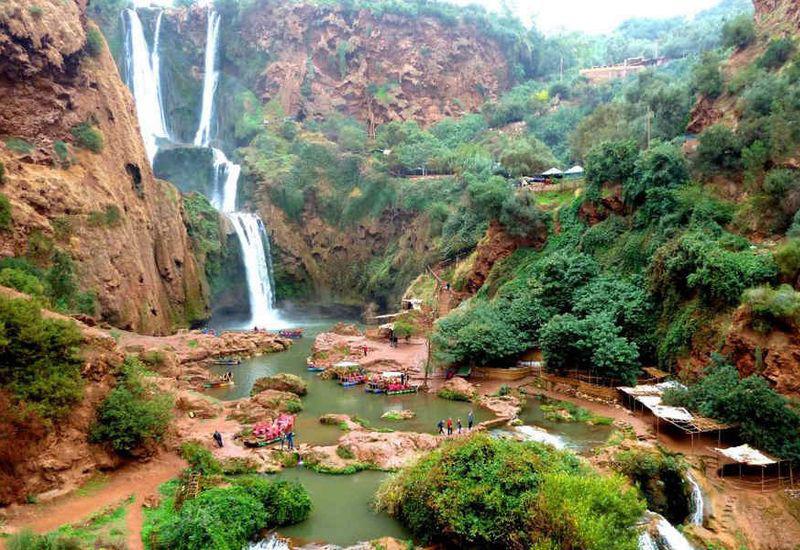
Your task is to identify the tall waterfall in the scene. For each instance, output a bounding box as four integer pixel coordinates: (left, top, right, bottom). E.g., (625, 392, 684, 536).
(123, 8, 169, 163)
(193, 7, 221, 147)
(194, 4, 280, 328)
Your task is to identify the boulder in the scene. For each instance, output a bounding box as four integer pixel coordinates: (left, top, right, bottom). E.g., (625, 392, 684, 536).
(175, 391, 222, 419)
(251, 373, 307, 396)
(438, 377, 478, 400)
(339, 430, 439, 470)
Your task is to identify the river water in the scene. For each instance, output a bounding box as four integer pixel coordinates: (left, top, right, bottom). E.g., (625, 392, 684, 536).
(208, 311, 618, 547)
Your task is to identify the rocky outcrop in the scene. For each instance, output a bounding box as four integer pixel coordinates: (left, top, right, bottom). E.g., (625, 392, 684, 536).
(251, 373, 307, 396)
(226, 389, 301, 424)
(722, 307, 800, 398)
(234, 0, 510, 128)
(0, 0, 207, 334)
(337, 429, 439, 470)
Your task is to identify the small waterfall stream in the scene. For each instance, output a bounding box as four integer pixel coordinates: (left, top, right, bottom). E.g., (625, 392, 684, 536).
(123, 8, 169, 163)
(686, 473, 704, 525)
(193, 7, 221, 147)
(249, 534, 290, 550)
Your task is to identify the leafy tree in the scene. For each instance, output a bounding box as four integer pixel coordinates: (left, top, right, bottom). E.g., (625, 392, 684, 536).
(721, 14, 756, 50)
(692, 51, 724, 98)
(626, 142, 689, 205)
(763, 168, 800, 201)
(46, 250, 78, 309)
(376, 435, 645, 549)
(774, 238, 800, 282)
(585, 140, 638, 197)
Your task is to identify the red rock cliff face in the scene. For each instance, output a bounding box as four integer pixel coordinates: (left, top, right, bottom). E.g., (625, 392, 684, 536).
(239, 0, 510, 128)
(0, 0, 207, 334)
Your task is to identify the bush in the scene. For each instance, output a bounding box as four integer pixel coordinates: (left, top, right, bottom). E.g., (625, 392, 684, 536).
(0, 160, 5, 182)
(86, 26, 104, 57)
(0, 193, 11, 230)
(721, 14, 756, 50)
(763, 168, 800, 201)
(180, 442, 222, 476)
(71, 122, 104, 153)
(585, 140, 638, 195)
(742, 284, 800, 331)
(0, 295, 84, 421)
(91, 357, 172, 454)
(758, 37, 796, 70)
(376, 435, 645, 549)
(437, 388, 471, 401)
(4, 137, 33, 155)
(0, 267, 46, 297)
(774, 238, 800, 281)
(627, 142, 689, 205)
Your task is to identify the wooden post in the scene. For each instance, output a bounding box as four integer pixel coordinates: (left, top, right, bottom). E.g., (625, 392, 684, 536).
(761, 468, 765, 492)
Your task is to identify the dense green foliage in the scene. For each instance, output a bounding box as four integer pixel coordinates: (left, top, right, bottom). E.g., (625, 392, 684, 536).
(86, 26, 105, 57)
(143, 475, 311, 550)
(0, 295, 84, 421)
(376, 435, 645, 549)
(721, 14, 756, 50)
(91, 357, 173, 454)
(0, 192, 11, 230)
(663, 357, 800, 461)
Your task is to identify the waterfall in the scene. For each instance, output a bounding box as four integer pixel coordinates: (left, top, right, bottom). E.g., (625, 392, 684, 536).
(639, 512, 695, 550)
(514, 425, 568, 449)
(123, 8, 169, 163)
(686, 473, 704, 526)
(193, 7, 221, 147)
(249, 535, 290, 550)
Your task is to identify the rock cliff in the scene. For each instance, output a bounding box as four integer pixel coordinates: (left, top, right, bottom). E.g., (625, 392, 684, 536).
(0, 0, 207, 334)
(234, 0, 510, 128)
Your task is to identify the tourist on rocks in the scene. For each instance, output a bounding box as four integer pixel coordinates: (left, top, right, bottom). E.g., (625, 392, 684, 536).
(468, 410, 474, 430)
(363, 345, 369, 357)
(457, 418, 462, 434)
(446, 417, 453, 436)
(437, 419, 445, 435)
(286, 431, 295, 450)
(213, 430, 223, 448)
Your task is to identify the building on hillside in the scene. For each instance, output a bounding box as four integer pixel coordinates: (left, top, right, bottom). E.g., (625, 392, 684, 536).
(580, 57, 669, 83)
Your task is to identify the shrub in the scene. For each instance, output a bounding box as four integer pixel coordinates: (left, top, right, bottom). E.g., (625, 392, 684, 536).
(0, 193, 11, 230)
(0, 295, 84, 421)
(758, 37, 796, 70)
(180, 441, 222, 476)
(437, 388, 471, 401)
(88, 205, 122, 227)
(91, 357, 172, 454)
(0, 160, 5, 182)
(585, 139, 638, 196)
(627, 142, 689, 205)
(375, 435, 645, 548)
(721, 14, 756, 50)
(763, 169, 800, 201)
(86, 26, 104, 57)
(5, 137, 33, 155)
(53, 141, 72, 168)
(71, 122, 104, 153)
(742, 284, 800, 331)
(774, 238, 800, 281)
(0, 267, 45, 297)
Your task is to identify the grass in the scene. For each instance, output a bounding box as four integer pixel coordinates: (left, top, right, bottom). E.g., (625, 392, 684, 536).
(538, 396, 612, 426)
(5, 137, 33, 155)
(74, 473, 110, 497)
(437, 388, 472, 402)
(535, 188, 579, 208)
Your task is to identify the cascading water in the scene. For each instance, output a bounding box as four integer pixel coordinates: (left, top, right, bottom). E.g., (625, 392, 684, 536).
(192, 3, 280, 328)
(193, 7, 221, 147)
(686, 473, 704, 525)
(123, 8, 169, 163)
(638, 512, 696, 550)
(513, 425, 568, 449)
(249, 535, 290, 550)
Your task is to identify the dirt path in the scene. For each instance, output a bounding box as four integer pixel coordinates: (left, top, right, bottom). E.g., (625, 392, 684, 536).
(2, 453, 185, 550)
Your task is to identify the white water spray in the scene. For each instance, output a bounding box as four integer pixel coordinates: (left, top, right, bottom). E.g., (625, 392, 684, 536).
(123, 8, 169, 163)
(514, 425, 568, 449)
(639, 512, 695, 550)
(249, 535, 290, 550)
(686, 473, 704, 525)
(193, 7, 221, 147)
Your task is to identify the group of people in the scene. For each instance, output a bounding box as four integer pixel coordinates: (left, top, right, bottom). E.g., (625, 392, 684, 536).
(212, 429, 295, 450)
(437, 410, 474, 436)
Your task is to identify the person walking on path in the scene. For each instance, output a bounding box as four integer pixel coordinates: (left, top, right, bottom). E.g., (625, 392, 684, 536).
(446, 417, 453, 436)
(212, 430, 223, 448)
(437, 419, 445, 435)
(457, 418, 462, 434)
(468, 410, 474, 430)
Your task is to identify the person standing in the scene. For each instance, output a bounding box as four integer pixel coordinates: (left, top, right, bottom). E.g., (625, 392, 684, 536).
(213, 430, 223, 448)
(467, 410, 474, 431)
(287, 431, 295, 450)
(457, 418, 462, 434)
(446, 417, 453, 436)
(437, 419, 445, 435)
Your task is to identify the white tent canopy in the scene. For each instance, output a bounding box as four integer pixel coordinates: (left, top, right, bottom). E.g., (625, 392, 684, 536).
(715, 444, 778, 466)
(334, 361, 360, 368)
(564, 165, 585, 175)
(541, 167, 563, 176)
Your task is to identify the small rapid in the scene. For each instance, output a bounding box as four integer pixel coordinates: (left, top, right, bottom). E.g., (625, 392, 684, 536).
(249, 535, 290, 550)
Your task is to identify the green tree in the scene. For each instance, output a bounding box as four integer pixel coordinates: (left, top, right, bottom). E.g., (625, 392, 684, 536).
(585, 140, 638, 197)
(627, 142, 689, 205)
(692, 51, 724, 98)
(758, 37, 796, 70)
(721, 14, 756, 50)
(695, 124, 742, 173)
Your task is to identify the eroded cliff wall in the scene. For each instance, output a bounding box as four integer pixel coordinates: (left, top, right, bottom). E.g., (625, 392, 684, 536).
(0, 0, 207, 334)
